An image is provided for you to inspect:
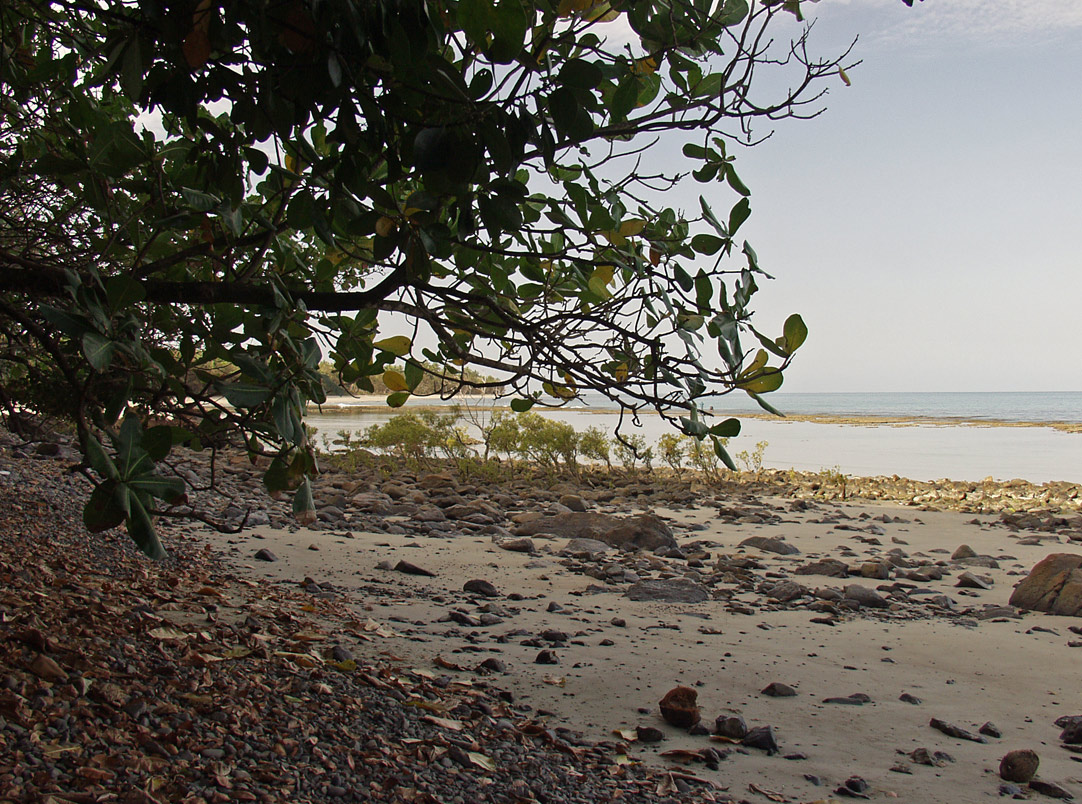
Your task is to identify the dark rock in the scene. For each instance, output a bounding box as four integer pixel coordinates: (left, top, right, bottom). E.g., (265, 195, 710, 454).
(635, 725, 665, 743)
(534, 650, 559, 665)
(929, 718, 987, 743)
(952, 544, 978, 560)
(659, 686, 700, 729)
(1010, 553, 1082, 617)
(478, 658, 507, 673)
(761, 682, 798, 698)
(394, 560, 437, 577)
(254, 548, 278, 562)
(741, 725, 779, 755)
(601, 514, 678, 552)
(562, 538, 612, 556)
(714, 715, 747, 739)
(765, 580, 808, 602)
(999, 750, 1040, 783)
(739, 536, 800, 555)
(1061, 722, 1082, 744)
(980, 722, 1003, 738)
(824, 695, 866, 705)
(843, 584, 889, 608)
(957, 571, 995, 590)
(463, 579, 500, 597)
(1028, 780, 1074, 800)
(540, 629, 569, 643)
(558, 494, 588, 512)
(795, 558, 849, 577)
(625, 578, 708, 604)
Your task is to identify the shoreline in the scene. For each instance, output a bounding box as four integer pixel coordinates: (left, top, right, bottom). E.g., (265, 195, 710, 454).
(310, 398, 1082, 435)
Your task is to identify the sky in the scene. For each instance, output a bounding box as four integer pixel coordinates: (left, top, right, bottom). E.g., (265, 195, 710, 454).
(678, 0, 1082, 393)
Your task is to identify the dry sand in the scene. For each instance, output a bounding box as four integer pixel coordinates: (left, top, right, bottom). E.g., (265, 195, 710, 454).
(196, 498, 1082, 803)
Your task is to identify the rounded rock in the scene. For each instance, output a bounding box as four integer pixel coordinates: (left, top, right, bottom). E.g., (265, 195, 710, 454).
(999, 749, 1039, 783)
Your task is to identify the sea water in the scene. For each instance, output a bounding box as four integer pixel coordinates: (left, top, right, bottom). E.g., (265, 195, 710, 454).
(308, 392, 1082, 485)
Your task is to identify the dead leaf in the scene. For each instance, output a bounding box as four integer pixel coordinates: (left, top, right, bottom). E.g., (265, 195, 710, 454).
(148, 626, 188, 641)
(433, 655, 465, 671)
(542, 675, 566, 687)
(748, 782, 789, 802)
(422, 715, 464, 731)
(467, 751, 497, 771)
(612, 728, 638, 741)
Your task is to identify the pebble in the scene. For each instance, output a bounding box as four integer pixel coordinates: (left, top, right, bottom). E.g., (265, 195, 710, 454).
(999, 749, 1040, 783)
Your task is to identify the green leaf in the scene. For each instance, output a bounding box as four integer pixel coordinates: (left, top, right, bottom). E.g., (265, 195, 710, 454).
(373, 336, 412, 356)
(142, 425, 174, 461)
(218, 382, 273, 408)
(739, 369, 783, 394)
(749, 391, 784, 416)
(106, 276, 146, 311)
(180, 187, 219, 212)
(560, 58, 603, 90)
(691, 234, 726, 256)
(783, 313, 808, 353)
(387, 391, 410, 407)
(404, 361, 424, 391)
(84, 434, 119, 480)
(84, 481, 125, 533)
(725, 164, 751, 197)
(712, 437, 738, 471)
(708, 417, 741, 438)
(128, 474, 186, 504)
(82, 332, 116, 371)
(728, 197, 751, 234)
(510, 398, 535, 412)
(126, 490, 167, 560)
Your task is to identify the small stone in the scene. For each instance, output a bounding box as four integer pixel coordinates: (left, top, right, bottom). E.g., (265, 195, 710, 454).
(714, 715, 748, 739)
(478, 658, 507, 673)
(463, 579, 500, 597)
(899, 692, 922, 705)
(394, 560, 437, 577)
(957, 571, 994, 590)
(844, 584, 889, 608)
(952, 544, 978, 560)
(254, 548, 278, 562)
(980, 721, 1002, 738)
(739, 536, 800, 555)
(761, 682, 798, 698)
(626, 578, 708, 603)
(1000, 750, 1039, 783)
(307, 543, 320, 551)
(558, 494, 588, 512)
(636, 725, 665, 743)
(741, 725, 779, 755)
(1062, 721, 1082, 744)
(611, 617, 626, 627)
(929, 717, 987, 743)
(535, 650, 559, 665)
(496, 537, 536, 553)
(1028, 780, 1073, 799)
(547, 601, 565, 613)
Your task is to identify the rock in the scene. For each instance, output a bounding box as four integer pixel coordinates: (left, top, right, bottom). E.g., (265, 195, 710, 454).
(463, 579, 500, 597)
(558, 494, 588, 512)
(254, 548, 279, 562)
(412, 504, 447, 522)
(625, 578, 709, 604)
(952, 544, 978, 560)
(659, 686, 701, 729)
(980, 721, 1002, 738)
(515, 512, 625, 540)
(956, 555, 1000, 569)
(636, 725, 665, 743)
(1061, 722, 1082, 744)
(741, 725, 779, 755)
(418, 473, 455, 490)
(478, 658, 507, 673)
(761, 682, 798, 698)
(929, 718, 987, 743)
(738, 536, 800, 556)
(714, 715, 748, 739)
(858, 561, 892, 580)
(495, 537, 536, 554)
(957, 571, 994, 590)
(534, 650, 559, 665)
(795, 558, 849, 578)
(999, 750, 1040, 783)
(29, 653, 66, 682)
(899, 693, 922, 705)
(394, 560, 437, 577)
(600, 514, 678, 551)
(843, 584, 889, 608)
(563, 538, 613, 556)
(765, 580, 807, 602)
(1009, 553, 1082, 617)
(1028, 780, 1074, 800)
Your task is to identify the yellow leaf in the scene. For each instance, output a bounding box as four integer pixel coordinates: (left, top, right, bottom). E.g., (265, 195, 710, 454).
(148, 626, 188, 641)
(383, 369, 409, 392)
(612, 728, 638, 741)
(422, 715, 465, 731)
(329, 659, 357, 672)
(839, 67, 851, 86)
(613, 362, 629, 383)
(618, 219, 646, 237)
(632, 57, 657, 76)
(591, 264, 615, 286)
(737, 348, 768, 381)
(373, 336, 411, 356)
(375, 216, 397, 237)
(543, 674, 566, 686)
(222, 646, 252, 660)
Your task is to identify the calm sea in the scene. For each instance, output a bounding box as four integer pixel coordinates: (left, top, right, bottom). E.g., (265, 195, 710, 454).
(309, 392, 1082, 485)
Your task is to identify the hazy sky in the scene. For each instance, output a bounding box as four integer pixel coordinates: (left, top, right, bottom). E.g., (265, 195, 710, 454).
(713, 0, 1082, 393)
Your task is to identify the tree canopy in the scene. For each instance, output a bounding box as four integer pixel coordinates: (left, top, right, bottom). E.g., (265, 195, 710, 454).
(2, 0, 858, 557)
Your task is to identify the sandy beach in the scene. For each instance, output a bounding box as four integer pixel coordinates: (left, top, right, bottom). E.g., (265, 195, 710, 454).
(192, 482, 1082, 803)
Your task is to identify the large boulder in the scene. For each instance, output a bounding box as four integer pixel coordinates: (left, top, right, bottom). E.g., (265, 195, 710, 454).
(515, 512, 676, 551)
(1009, 553, 1082, 616)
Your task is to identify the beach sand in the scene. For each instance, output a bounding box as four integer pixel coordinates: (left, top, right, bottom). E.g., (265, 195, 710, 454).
(194, 496, 1082, 803)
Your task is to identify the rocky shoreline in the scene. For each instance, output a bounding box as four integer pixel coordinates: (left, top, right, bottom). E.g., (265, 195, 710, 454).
(3, 433, 1082, 803)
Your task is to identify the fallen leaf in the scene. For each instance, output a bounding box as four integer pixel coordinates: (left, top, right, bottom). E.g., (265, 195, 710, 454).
(148, 626, 189, 641)
(433, 655, 465, 671)
(748, 782, 789, 802)
(612, 728, 638, 741)
(542, 675, 566, 687)
(467, 751, 497, 771)
(422, 715, 464, 731)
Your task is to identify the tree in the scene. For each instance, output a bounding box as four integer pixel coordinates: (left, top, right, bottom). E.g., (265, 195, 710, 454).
(1, 0, 857, 557)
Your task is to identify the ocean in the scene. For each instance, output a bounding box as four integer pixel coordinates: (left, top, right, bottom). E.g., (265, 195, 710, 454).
(308, 391, 1082, 485)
